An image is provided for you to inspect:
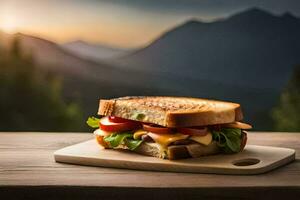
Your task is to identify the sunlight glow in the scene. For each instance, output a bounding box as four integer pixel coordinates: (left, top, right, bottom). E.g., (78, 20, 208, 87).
(0, 14, 18, 33)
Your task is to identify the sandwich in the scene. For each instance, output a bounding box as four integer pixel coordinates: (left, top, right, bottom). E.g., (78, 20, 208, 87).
(87, 96, 252, 160)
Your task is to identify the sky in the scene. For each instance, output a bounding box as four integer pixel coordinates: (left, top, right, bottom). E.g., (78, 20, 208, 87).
(0, 0, 299, 48)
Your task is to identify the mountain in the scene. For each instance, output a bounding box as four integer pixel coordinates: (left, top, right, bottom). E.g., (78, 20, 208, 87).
(0, 32, 173, 120)
(1, 32, 92, 76)
(62, 40, 133, 61)
(111, 8, 300, 129)
(115, 8, 300, 90)
(0, 32, 146, 85)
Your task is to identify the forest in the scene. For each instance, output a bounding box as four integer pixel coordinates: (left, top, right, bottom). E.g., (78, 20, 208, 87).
(0, 36, 84, 131)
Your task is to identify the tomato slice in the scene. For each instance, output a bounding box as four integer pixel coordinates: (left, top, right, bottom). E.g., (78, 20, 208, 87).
(100, 117, 141, 132)
(177, 127, 208, 136)
(240, 131, 248, 151)
(142, 124, 174, 134)
(108, 116, 132, 123)
(210, 124, 222, 131)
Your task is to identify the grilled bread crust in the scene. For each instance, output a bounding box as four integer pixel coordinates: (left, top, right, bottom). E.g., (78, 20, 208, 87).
(98, 96, 243, 127)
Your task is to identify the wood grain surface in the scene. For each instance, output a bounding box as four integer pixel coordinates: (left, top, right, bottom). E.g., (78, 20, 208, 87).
(1, 132, 300, 200)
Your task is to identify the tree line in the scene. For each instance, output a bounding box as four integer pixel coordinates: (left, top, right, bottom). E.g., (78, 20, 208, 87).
(0, 35, 85, 131)
(272, 66, 300, 132)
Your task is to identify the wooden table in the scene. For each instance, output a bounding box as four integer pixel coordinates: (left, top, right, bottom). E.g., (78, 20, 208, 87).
(0, 132, 299, 200)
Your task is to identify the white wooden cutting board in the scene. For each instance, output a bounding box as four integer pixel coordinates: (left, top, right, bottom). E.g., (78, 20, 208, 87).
(54, 139, 295, 175)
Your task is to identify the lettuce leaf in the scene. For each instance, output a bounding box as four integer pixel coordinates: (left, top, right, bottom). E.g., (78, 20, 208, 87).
(104, 132, 142, 150)
(212, 128, 242, 153)
(86, 116, 100, 128)
(125, 139, 143, 150)
(86, 116, 143, 150)
(104, 132, 132, 148)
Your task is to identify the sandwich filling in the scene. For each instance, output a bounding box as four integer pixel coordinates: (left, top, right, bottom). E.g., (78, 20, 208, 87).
(87, 116, 251, 158)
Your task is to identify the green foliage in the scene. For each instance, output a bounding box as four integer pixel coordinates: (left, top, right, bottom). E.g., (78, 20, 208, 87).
(125, 138, 143, 150)
(0, 36, 84, 131)
(86, 116, 100, 128)
(272, 66, 300, 132)
(212, 128, 242, 153)
(104, 132, 143, 150)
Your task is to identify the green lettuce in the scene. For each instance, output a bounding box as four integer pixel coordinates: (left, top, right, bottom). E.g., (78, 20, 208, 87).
(86, 116, 100, 128)
(125, 139, 143, 150)
(86, 116, 143, 150)
(104, 132, 142, 150)
(212, 128, 242, 153)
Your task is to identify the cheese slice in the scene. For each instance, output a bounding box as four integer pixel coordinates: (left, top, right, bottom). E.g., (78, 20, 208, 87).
(147, 132, 189, 148)
(190, 132, 212, 146)
(133, 129, 148, 140)
(134, 129, 212, 148)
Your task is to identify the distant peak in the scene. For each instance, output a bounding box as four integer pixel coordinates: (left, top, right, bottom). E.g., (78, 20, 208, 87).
(230, 7, 274, 20)
(245, 7, 268, 14)
(282, 12, 298, 20)
(180, 19, 202, 28)
(185, 19, 200, 24)
(68, 40, 89, 45)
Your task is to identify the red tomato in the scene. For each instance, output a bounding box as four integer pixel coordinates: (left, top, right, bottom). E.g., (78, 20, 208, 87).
(142, 124, 174, 134)
(210, 124, 222, 131)
(240, 132, 248, 151)
(100, 117, 141, 132)
(108, 116, 132, 123)
(177, 127, 208, 136)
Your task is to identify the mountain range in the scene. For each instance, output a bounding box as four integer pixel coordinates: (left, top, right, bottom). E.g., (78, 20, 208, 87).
(62, 40, 133, 61)
(0, 30, 170, 120)
(115, 8, 300, 90)
(1, 7, 299, 130)
(111, 8, 300, 129)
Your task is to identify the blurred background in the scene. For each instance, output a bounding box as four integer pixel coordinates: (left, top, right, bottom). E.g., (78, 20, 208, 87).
(0, 0, 299, 132)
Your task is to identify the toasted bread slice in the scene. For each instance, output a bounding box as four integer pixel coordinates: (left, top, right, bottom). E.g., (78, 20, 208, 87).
(98, 96, 243, 127)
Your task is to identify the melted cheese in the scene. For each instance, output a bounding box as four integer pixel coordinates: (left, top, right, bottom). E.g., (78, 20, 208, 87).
(190, 132, 212, 146)
(147, 132, 188, 148)
(133, 129, 148, 140)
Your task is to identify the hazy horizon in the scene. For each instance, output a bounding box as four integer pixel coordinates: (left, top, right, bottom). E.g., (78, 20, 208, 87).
(0, 0, 300, 48)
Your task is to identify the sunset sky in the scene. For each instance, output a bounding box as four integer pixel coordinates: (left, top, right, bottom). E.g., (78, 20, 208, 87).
(0, 0, 299, 48)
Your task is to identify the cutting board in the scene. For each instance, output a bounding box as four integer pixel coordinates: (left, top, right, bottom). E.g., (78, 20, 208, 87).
(54, 139, 295, 175)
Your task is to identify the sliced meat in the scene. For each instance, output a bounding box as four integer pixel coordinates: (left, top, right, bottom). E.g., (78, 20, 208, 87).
(167, 145, 191, 160)
(141, 135, 155, 142)
(185, 141, 219, 158)
(172, 139, 194, 145)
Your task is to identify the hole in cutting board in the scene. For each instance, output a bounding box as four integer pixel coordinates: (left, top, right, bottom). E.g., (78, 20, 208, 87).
(232, 158, 260, 166)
